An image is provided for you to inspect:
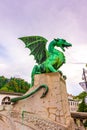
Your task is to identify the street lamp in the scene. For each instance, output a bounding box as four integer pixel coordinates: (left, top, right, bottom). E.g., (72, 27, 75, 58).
(79, 68, 87, 92)
(82, 68, 87, 88)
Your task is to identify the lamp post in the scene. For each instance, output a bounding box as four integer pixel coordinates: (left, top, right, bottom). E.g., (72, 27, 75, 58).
(79, 68, 87, 92)
(82, 68, 87, 88)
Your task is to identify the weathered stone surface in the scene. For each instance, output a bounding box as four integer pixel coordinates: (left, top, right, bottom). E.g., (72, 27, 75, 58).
(0, 72, 75, 130)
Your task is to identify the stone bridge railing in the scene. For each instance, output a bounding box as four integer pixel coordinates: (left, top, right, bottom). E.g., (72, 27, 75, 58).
(71, 112, 87, 130)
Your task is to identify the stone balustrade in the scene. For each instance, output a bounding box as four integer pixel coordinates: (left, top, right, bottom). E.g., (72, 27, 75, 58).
(71, 112, 87, 130)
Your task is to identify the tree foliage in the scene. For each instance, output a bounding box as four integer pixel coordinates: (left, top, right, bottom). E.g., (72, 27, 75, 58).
(74, 91, 87, 127)
(74, 91, 87, 100)
(78, 99, 87, 112)
(0, 76, 30, 93)
(74, 91, 87, 112)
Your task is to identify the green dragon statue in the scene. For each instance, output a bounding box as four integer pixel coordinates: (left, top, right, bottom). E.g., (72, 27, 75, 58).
(11, 36, 72, 103)
(19, 36, 72, 87)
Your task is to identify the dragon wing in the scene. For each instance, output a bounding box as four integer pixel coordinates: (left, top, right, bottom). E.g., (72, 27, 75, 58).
(19, 36, 48, 64)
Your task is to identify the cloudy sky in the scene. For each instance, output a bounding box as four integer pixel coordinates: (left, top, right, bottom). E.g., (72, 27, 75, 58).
(0, 0, 87, 95)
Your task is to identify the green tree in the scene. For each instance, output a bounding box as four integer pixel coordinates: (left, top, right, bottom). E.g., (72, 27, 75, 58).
(8, 80, 18, 92)
(74, 91, 87, 100)
(0, 76, 8, 89)
(78, 99, 87, 112)
(74, 91, 87, 127)
(74, 91, 87, 112)
(0, 76, 30, 93)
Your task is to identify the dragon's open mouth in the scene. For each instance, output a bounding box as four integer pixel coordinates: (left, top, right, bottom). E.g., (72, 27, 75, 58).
(65, 46, 71, 49)
(62, 44, 72, 51)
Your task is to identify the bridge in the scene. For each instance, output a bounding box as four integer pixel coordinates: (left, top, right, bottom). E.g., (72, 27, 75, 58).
(71, 112, 87, 130)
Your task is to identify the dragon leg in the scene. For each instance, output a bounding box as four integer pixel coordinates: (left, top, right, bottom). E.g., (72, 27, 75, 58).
(11, 84, 49, 103)
(30, 65, 41, 87)
(57, 62, 65, 76)
(48, 64, 57, 72)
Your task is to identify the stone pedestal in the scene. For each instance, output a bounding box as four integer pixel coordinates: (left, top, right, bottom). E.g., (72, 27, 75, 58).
(0, 72, 75, 130)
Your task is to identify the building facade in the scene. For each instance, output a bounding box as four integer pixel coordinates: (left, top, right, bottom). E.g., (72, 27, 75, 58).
(68, 94, 79, 112)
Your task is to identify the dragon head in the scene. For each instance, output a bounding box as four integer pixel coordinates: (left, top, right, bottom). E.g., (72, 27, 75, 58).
(54, 38, 72, 51)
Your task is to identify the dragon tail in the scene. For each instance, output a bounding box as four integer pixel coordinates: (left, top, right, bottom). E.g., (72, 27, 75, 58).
(11, 84, 49, 103)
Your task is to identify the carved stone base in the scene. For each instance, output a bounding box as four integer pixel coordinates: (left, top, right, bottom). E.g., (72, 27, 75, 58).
(0, 72, 75, 130)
